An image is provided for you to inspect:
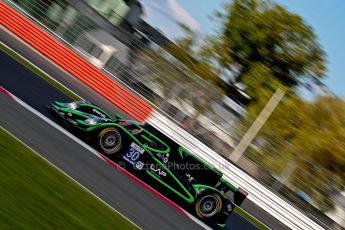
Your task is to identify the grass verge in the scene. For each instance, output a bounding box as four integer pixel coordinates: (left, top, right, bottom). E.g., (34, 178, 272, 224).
(0, 128, 138, 230)
(0, 42, 81, 101)
(234, 206, 270, 230)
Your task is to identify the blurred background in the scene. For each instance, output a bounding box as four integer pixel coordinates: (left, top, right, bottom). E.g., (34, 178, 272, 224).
(6, 0, 345, 228)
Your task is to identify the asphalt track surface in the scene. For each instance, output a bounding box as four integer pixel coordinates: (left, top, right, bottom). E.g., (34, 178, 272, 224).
(0, 54, 202, 229)
(0, 28, 289, 230)
(0, 45, 249, 230)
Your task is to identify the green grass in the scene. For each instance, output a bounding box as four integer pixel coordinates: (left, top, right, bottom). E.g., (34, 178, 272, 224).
(0, 43, 81, 101)
(0, 128, 138, 230)
(234, 206, 270, 230)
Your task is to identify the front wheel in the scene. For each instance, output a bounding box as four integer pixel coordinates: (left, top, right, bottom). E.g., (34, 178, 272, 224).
(98, 127, 123, 155)
(195, 193, 223, 221)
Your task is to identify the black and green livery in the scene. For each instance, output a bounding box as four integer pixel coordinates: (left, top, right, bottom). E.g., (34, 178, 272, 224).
(48, 100, 248, 227)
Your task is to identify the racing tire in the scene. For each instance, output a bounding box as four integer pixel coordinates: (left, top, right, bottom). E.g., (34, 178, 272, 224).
(97, 127, 123, 155)
(195, 193, 223, 221)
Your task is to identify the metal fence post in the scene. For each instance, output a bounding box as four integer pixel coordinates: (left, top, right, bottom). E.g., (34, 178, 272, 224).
(229, 88, 286, 162)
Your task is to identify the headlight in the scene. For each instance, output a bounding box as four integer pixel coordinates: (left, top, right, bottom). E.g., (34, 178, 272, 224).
(84, 118, 99, 125)
(66, 102, 78, 109)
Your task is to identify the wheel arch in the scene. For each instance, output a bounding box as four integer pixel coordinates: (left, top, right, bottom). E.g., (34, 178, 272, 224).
(193, 184, 227, 200)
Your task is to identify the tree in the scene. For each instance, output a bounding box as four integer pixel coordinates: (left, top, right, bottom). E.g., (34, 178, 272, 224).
(213, 0, 326, 103)
(163, 23, 220, 84)
(246, 96, 345, 210)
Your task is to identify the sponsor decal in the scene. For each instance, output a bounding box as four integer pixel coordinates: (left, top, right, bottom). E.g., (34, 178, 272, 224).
(150, 164, 167, 177)
(134, 161, 145, 170)
(185, 173, 195, 182)
(123, 142, 144, 165)
(130, 142, 145, 153)
(156, 153, 169, 164)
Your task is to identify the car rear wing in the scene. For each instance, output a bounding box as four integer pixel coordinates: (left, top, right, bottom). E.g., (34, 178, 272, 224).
(217, 178, 248, 206)
(233, 187, 248, 206)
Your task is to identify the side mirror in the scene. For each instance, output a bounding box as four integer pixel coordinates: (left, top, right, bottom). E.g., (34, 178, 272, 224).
(114, 113, 123, 120)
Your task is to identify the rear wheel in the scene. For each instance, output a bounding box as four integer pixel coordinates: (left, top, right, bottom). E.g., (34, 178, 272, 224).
(98, 127, 123, 155)
(195, 193, 223, 221)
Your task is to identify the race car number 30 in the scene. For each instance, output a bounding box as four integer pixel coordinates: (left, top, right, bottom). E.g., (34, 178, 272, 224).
(123, 143, 144, 169)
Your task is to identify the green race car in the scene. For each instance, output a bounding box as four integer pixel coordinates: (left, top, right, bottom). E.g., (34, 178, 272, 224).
(48, 100, 248, 227)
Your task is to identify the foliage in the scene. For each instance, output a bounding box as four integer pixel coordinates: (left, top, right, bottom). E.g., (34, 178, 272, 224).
(246, 96, 345, 210)
(213, 0, 326, 102)
(163, 23, 220, 84)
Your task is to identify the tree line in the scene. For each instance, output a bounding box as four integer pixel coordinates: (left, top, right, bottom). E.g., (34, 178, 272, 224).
(164, 0, 344, 211)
